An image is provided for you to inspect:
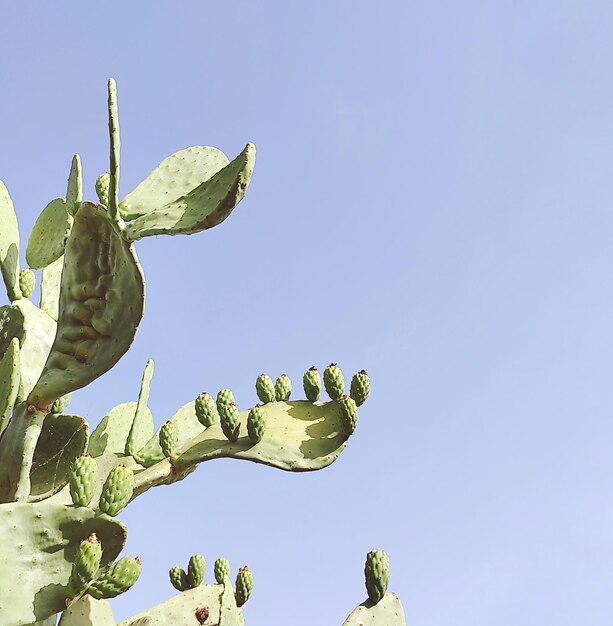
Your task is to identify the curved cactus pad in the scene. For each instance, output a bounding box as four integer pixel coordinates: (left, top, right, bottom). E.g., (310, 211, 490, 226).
(58, 596, 115, 626)
(0, 337, 19, 434)
(138, 399, 348, 472)
(0, 181, 21, 301)
(341, 593, 406, 626)
(28, 203, 145, 409)
(29, 413, 89, 502)
(40, 255, 64, 321)
(0, 502, 127, 625)
(123, 143, 255, 241)
(26, 198, 73, 269)
(119, 146, 230, 220)
(119, 583, 226, 626)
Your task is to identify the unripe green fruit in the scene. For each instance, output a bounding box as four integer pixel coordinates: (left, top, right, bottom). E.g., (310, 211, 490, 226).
(51, 392, 72, 414)
(255, 374, 276, 403)
(275, 374, 291, 401)
(220, 402, 240, 442)
(235, 566, 253, 607)
(216, 388, 235, 415)
(364, 550, 390, 604)
(303, 367, 321, 402)
(323, 363, 345, 400)
(247, 405, 266, 443)
(214, 557, 230, 584)
(339, 395, 358, 437)
(99, 465, 134, 517)
(96, 172, 111, 206)
(169, 566, 189, 591)
(188, 554, 205, 588)
(18, 268, 35, 299)
(88, 556, 142, 599)
(68, 533, 102, 597)
(69, 455, 98, 507)
(195, 392, 218, 427)
(350, 370, 370, 407)
(159, 420, 178, 458)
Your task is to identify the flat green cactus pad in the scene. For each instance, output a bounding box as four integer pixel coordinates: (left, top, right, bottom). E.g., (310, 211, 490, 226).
(125, 360, 155, 457)
(28, 203, 145, 409)
(118, 583, 226, 626)
(341, 593, 406, 626)
(0, 501, 127, 625)
(0, 181, 22, 301)
(119, 146, 230, 220)
(66, 154, 83, 214)
(58, 595, 115, 626)
(29, 413, 89, 502)
(26, 198, 73, 269)
(136, 399, 348, 474)
(123, 143, 255, 241)
(39, 255, 64, 321)
(219, 581, 244, 626)
(0, 337, 19, 434)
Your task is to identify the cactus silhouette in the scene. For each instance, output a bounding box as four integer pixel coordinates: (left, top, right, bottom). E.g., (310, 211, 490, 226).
(0, 79, 402, 625)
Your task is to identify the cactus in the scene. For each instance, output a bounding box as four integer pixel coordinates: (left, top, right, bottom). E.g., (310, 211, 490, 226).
(364, 550, 391, 604)
(0, 79, 401, 626)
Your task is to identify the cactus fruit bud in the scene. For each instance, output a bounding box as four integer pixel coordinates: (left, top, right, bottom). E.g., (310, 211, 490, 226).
(169, 566, 189, 591)
(195, 392, 218, 427)
(216, 388, 235, 415)
(159, 420, 178, 458)
(247, 405, 266, 443)
(188, 554, 206, 588)
(51, 392, 72, 414)
(68, 533, 102, 597)
(214, 557, 230, 584)
(96, 172, 111, 206)
(220, 402, 241, 442)
(303, 367, 321, 402)
(88, 556, 142, 599)
(99, 465, 134, 517)
(235, 566, 253, 607)
(69, 455, 98, 507)
(350, 370, 370, 406)
(255, 374, 276, 403)
(18, 268, 35, 298)
(339, 395, 358, 437)
(364, 550, 390, 604)
(275, 374, 291, 401)
(323, 363, 345, 400)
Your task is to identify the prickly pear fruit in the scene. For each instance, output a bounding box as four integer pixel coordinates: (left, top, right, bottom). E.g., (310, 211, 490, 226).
(339, 395, 358, 437)
(247, 405, 266, 443)
(364, 550, 390, 604)
(51, 392, 72, 414)
(69, 455, 98, 507)
(169, 566, 189, 592)
(275, 374, 291, 401)
(18, 268, 35, 298)
(220, 402, 241, 442)
(99, 465, 134, 517)
(195, 392, 218, 427)
(68, 533, 102, 597)
(195, 607, 210, 624)
(214, 557, 230, 584)
(350, 370, 370, 406)
(88, 555, 142, 599)
(216, 388, 235, 415)
(159, 420, 178, 458)
(235, 566, 253, 607)
(323, 363, 345, 400)
(303, 367, 321, 402)
(96, 172, 111, 206)
(255, 374, 276, 403)
(188, 554, 205, 588)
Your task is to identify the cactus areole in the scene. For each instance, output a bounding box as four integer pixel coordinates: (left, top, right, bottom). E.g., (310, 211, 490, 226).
(0, 79, 401, 626)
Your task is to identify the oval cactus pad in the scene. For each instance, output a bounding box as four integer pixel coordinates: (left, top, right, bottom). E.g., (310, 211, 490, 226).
(28, 203, 145, 409)
(26, 197, 73, 269)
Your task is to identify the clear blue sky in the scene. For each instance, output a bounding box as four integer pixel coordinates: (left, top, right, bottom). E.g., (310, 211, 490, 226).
(1, 2, 612, 624)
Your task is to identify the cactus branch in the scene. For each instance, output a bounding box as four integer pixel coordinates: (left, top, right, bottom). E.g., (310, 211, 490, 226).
(107, 78, 120, 221)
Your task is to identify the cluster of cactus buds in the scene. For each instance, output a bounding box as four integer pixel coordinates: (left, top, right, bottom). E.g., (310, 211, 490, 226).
(87, 555, 142, 599)
(169, 554, 206, 591)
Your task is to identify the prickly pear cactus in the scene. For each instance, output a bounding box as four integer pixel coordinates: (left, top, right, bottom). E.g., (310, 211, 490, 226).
(0, 78, 400, 626)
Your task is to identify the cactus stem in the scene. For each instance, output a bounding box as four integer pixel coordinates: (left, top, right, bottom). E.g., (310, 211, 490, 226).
(107, 78, 120, 221)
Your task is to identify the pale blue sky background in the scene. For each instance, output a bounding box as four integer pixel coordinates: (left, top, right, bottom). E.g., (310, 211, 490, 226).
(1, 2, 612, 624)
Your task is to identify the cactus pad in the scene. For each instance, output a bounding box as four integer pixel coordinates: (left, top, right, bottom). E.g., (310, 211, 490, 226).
(0, 181, 22, 301)
(58, 595, 116, 626)
(0, 337, 19, 434)
(26, 197, 73, 269)
(342, 593, 406, 626)
(39, 255, 64, 320)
